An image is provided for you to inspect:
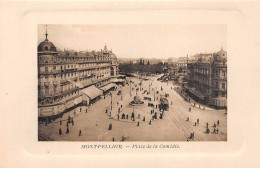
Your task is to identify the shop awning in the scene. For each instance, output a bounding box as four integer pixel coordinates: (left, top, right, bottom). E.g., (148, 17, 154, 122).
(111, 78, 125, 83)
(81, 85, 103, 100)
(99, 83, 116, 92)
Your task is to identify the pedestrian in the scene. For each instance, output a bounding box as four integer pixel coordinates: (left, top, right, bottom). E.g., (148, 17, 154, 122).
(121, 104, 122, 108)
(156, 105, 157, 108)
(213, 122, 216, 128)
(189, 133, 193, 139)
(217, 120, 220, 126)
(117, 115, 119, 120)
(45, 119, 48, 126)
(189, 107, 191, 112)
(117, 102, 119, 106)
(143, 116, 145, 121)
(72, 118, 74, 126)
(86, 108, 88, 113)
(126, 114, 128, 119)
(213, 127, 216, 134)
(206, 122, 209, 129)
(137, 121, 139, 126)
(60, 119, 62, 125)
(80, 107, 82, 112)
(149, 120, 152, 125)
(68, 115, 71, 123)
(186, 117, 189, 122)
(194, 122, 197, 126)
(66, 121, 69, 127)
(66, 127, 69, 134)
(59, 128, 62, 135)
(197, 118, 199, 124)
(79, 130, 82, 136)
(112, 137, 115, 142)
(216, 128, 219, 134)
(206, 128, 209, 134)
(106, 108, 108, 113)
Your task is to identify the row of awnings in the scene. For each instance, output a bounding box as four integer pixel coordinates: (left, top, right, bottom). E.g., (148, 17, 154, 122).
(81, 83, 116, 100)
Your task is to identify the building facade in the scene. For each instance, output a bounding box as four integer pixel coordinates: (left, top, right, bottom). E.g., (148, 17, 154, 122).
(186, 48, 227, 109)
(38, 29, 119, 118)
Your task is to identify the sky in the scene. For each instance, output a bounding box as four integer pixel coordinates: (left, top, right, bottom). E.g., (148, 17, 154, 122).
(38, 24, 226, 59)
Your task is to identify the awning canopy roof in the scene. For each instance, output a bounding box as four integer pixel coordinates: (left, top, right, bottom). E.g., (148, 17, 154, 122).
(81, 85, 103, 99)
(99, 83, 116, 92)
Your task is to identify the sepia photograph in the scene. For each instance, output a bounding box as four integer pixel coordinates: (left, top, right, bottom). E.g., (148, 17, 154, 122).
(38, 24, 227, 141)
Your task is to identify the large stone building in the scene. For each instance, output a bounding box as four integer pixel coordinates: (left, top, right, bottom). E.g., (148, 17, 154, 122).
(186, 48, 227, 109)
(38, 29, 119, 118)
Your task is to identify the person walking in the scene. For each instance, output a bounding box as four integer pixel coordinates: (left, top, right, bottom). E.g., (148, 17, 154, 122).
(149, 120, 152, 125)
(186, 117, 189, 122)
(79, 130, 82, 136)
(121, 104, 122, 108)
(126, 114, 128, 119)
(143, 116, 145, 122)
(194, 122, 197, 126)
(137, 121, 139, 126)
(112, 137, 115, 142)
(71, 118, 74, 126)
(59, 128, 62, 135)
(206, 122, 209, 129)
(217, 120, 220, 126)
(80, 107, 82, 112)
(197, 118, 199, 124)
(189, 107, 191, 112)
(216, 128, 219, 134)
(85, 108, 88, 113)
(213, 127, 216, 134)
(66, 127, 69, 134)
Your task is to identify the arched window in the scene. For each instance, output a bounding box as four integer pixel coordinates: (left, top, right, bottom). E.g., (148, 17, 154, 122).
(45, 46, 48, 50)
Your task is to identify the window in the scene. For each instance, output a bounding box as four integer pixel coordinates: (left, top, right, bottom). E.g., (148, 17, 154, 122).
(223, 71, 226, 77)
(222, 92, 226, 97)
(53, 66, 56, 70)
(45, 46, 48, 50)
(45, 87, 49, 95)
(215, 91, 218, 97)
(54, 86, 57, 93)
(216, 82, 219, 88)
(61, 66, 63, 70)
(45, 66, 48, 72)
(222, 83, 225, 89)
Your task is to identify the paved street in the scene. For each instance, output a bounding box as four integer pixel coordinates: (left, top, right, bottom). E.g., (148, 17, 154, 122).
(39, 75, 227, 141)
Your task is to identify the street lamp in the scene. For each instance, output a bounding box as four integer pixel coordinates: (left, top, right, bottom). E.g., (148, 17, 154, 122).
(110, 93, 112, 110)
(154, 89, 155, 101)
(121, 86, 123, 101)
(149, 82, 151, 94)
(130, 79, 132, 97)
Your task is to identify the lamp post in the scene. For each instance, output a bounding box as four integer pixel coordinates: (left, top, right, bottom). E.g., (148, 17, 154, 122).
(110, 93, 112, 110)
(154, 89, 155, 101)
(121, 86, 123, 101)
(130, 79, 132, 97)
(149, 82, 151, 94)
